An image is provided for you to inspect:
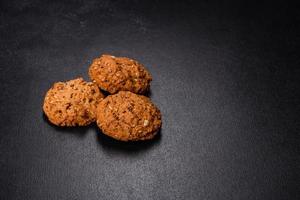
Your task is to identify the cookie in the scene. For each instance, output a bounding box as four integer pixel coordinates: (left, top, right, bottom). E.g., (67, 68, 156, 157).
(43, 78, 105, 126)
(96, 91, 162, 141)
(88, 54, 152, 94)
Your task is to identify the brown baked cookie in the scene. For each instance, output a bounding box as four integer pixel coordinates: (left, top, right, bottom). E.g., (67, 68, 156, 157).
(88, 54, 152, 94)
(96, 91, 162, 141)
(43, 78, 105, 126)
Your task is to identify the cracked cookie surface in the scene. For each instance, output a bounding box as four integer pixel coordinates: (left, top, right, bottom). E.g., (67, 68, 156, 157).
(43, 78, 105, 126)
(89, 54, 152, 94)
(96, 91, 162, 141)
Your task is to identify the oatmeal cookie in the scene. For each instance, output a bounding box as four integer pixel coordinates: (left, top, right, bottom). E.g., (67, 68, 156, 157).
(88, 54, 152, 94)
(43, 78, 104, 126)
(96, 91, 162, 141)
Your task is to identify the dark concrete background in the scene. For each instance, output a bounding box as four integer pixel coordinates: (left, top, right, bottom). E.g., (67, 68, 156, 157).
(0, 0, 298, 199)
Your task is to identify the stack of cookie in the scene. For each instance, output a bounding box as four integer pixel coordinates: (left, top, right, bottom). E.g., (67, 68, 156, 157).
(43, 55, 162, 141)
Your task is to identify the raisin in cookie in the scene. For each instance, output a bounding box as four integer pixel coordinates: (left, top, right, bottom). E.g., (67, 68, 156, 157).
(43, 78, 104, 126)
(96, 91, 162, 141)
(89, 55, 152, 94)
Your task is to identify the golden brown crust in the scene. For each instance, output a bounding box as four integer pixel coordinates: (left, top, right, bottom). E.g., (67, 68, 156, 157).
(88, 55, 152, 94)
(96, 91, 161, 141)
(43, 78, 105, 126)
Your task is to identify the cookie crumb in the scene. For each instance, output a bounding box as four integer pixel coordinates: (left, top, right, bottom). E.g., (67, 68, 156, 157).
(143, 120, 149, 126)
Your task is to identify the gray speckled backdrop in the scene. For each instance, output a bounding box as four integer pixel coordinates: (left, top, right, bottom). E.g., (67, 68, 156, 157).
(0, 1, 298, 199)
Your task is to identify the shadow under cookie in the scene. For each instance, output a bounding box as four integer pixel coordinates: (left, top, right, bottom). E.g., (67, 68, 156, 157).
(143, 88, 152, 98)
(99, 88, 152, 97)
(95, 128, 162, 154)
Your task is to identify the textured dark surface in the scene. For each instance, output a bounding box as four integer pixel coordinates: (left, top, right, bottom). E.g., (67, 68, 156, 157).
(0, 1, 299, 199)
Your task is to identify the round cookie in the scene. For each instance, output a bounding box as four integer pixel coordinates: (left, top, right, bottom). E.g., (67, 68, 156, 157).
(43, 78, 105, 126)
(88, 54, 152, 94)
(96, 91, 162, 141)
